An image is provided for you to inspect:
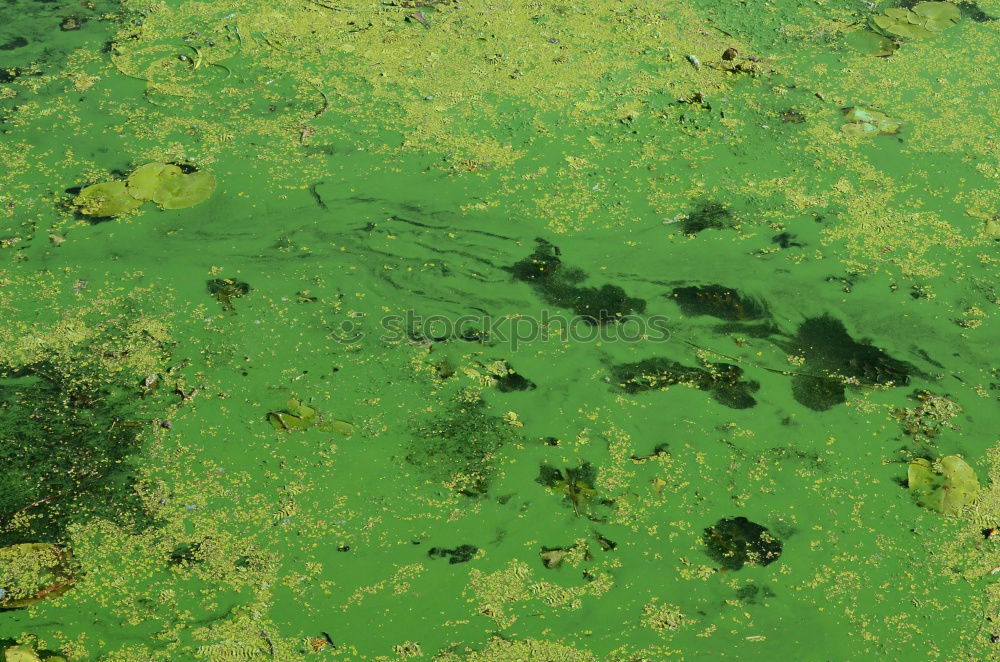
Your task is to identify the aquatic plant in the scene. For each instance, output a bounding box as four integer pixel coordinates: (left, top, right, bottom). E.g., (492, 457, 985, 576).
(908, 455, 980, 515)
(845, 29, 899, 56)
(894, 390, 962, 442)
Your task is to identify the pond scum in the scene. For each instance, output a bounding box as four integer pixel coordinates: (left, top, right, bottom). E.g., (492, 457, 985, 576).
(1, 0, 999, 659)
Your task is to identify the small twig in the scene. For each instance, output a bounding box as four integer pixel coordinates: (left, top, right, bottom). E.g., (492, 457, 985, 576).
(6, 495, 55, 521)
(307, 0, 350, 9)
(260, 631, 276, 660)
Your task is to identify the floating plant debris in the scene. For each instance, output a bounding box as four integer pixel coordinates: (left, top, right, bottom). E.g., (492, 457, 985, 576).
(907, 455, 979, 515)
(74, 162, 216, 217)
(206, 278, 250, 311)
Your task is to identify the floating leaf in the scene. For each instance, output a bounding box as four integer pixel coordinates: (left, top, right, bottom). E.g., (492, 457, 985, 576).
(871, 2, 960, 40)
(845, 30, 898, 57)
(319, 419, 354, 437)
(0, 543, 76, 608)
(908, 455, 979, 514)
(3, 646, 42, 662)
(73, 181, 143, 217)
(841, 106, 902, 137)
(126, 162, 181, 201)
(268, 398, 317, 431)
(912, 1, 961, 22)
(151, 169, 216, 210)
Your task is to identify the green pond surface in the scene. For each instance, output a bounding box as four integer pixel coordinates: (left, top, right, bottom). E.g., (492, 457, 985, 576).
(0, 0, 999, 660)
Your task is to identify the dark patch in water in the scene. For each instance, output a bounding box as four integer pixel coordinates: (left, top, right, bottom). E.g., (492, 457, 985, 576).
(670, 285, 767, 321)
(703, 517, 782, 570)
(781, 315, 912, 411)
(508, 239, 645, 324)
(682, 200, 733, 234)
(407, 398, 519, 495)
(610, 358, 759, 409)
(428, 544, 478, 564)
(206, 278, 251, 312)
(0, 37, 28, 51)
(494, 363, 535, 393)
(0, 368, 159, 546)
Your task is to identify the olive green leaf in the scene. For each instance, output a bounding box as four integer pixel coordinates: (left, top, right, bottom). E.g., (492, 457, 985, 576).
(908, 455, 980, 515)
(126, 161, 182, 201)
(73, 181, 144, 217)
(151, 169, 216, 210)
(0, 543, 77, 608)
(845, 30, 898, 57)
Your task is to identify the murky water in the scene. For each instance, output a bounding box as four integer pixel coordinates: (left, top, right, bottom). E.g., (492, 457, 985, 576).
(1, 0, 998, 660)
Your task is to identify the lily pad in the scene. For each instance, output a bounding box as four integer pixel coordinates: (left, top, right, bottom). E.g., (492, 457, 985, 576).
(845, 30, 898, 57)
(73, 181, 143, 217)
(318, 419, 354, 437)
(0, 543, 77, 608)
(912, 1, 961, 22)
(126, 161, 181, 201)
(908, 455, 979, 515)
(151, 169, 216, 210)
(841, 107, 902, 136)
(268, 398, 317, 431)
(871, 2, 960, 39)
(3, 646, 41, 662)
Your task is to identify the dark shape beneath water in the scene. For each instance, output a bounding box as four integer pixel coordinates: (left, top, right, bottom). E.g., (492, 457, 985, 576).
(610, 357, 759, 409)
(703, 516, 782, 571)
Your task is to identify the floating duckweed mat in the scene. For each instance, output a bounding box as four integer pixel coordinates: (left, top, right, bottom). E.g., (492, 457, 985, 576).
(0, 0, 999, 659)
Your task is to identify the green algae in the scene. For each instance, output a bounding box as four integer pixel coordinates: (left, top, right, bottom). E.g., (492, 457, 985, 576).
(0, 0, 999, 659)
